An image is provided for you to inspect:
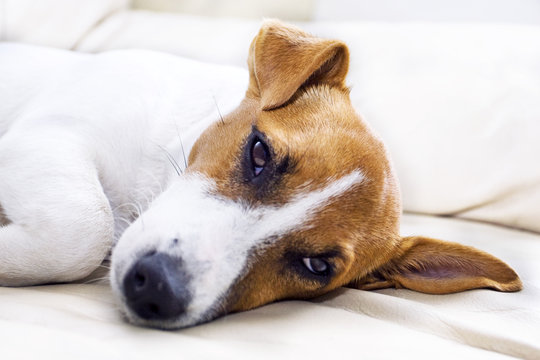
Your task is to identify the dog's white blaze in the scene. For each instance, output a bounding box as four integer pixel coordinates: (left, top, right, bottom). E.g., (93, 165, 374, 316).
(111, 170, 365, 327)
(251, 170, 366, 242)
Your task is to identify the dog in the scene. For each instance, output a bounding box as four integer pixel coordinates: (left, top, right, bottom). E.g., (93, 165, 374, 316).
(0, 21, 522, 329)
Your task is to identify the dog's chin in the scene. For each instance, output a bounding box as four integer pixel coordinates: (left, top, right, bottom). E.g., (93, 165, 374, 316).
(119, 304, 224, 330)
(122, 312, 189, 330)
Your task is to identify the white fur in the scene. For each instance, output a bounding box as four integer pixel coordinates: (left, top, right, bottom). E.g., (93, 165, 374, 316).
(0, 43, 247, 285)
(111, 170, 365, 328)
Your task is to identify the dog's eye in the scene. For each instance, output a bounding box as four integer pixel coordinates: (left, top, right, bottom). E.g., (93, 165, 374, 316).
(251, 139, 269, 177)
(302, 257, 329, 275)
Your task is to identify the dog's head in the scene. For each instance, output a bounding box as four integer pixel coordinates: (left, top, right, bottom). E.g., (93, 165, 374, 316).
(110, 21, 521, 329)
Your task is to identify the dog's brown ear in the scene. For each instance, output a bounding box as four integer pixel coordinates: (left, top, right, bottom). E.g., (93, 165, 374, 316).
(247, 20, 349, 110)
(348, 236, 522, 294)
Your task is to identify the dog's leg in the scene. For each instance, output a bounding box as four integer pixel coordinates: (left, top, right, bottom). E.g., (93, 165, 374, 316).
(0, 131, 114, 286)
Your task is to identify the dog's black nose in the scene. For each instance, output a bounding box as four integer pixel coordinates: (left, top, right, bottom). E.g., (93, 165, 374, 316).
(123, 252, 190, 321)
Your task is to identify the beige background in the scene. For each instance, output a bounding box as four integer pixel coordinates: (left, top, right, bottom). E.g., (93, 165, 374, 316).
(133, 0, 540, 24)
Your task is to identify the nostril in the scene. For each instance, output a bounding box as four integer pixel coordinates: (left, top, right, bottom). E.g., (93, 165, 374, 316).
(148, 303, 159, 316)
(134, 271, 146, 289)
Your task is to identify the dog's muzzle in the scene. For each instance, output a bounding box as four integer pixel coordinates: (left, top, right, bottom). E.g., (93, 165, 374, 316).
(122, 252, 191, 321)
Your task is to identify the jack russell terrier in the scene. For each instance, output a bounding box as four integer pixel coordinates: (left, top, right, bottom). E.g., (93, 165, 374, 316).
(0, 21, 521, 329)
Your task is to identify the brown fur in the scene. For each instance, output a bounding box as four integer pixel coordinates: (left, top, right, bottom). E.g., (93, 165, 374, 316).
(188, 20, 521, 314)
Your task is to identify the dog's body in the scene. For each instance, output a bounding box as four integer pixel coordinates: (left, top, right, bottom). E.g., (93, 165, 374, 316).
(0, 22, 521, 329)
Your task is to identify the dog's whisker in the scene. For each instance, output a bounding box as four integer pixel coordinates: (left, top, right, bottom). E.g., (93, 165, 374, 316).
(136, 201, 145, 231)
(131, 187, 153, 214)
(138, 167, 165, 194)
(296, 134, 317, 168)
(113, 202, 142, 214)
(116, 216, 132, 229)
(113, 200, 149, 236)
(79, 276, 110, 285)
(114, 203, 141, 218)
(157, 144, 182, 176)
(212, 94, 225, 126)
(127, 172, 161, 211)
(174, 122, 188, 171)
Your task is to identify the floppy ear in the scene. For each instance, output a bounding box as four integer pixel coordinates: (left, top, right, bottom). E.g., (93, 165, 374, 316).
(348, 236, 522, 294)
(247, 19, 349, 110)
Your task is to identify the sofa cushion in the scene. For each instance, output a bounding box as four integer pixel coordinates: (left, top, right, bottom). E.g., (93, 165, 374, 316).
(0, 0, 128, 48)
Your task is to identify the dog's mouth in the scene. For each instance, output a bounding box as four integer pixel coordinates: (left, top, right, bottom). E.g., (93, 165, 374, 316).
(120, 298, 227, 331)
(119, 303, 225, 330)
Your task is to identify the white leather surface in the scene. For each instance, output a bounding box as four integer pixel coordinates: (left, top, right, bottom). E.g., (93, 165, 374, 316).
(0, 215, 538, 359)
